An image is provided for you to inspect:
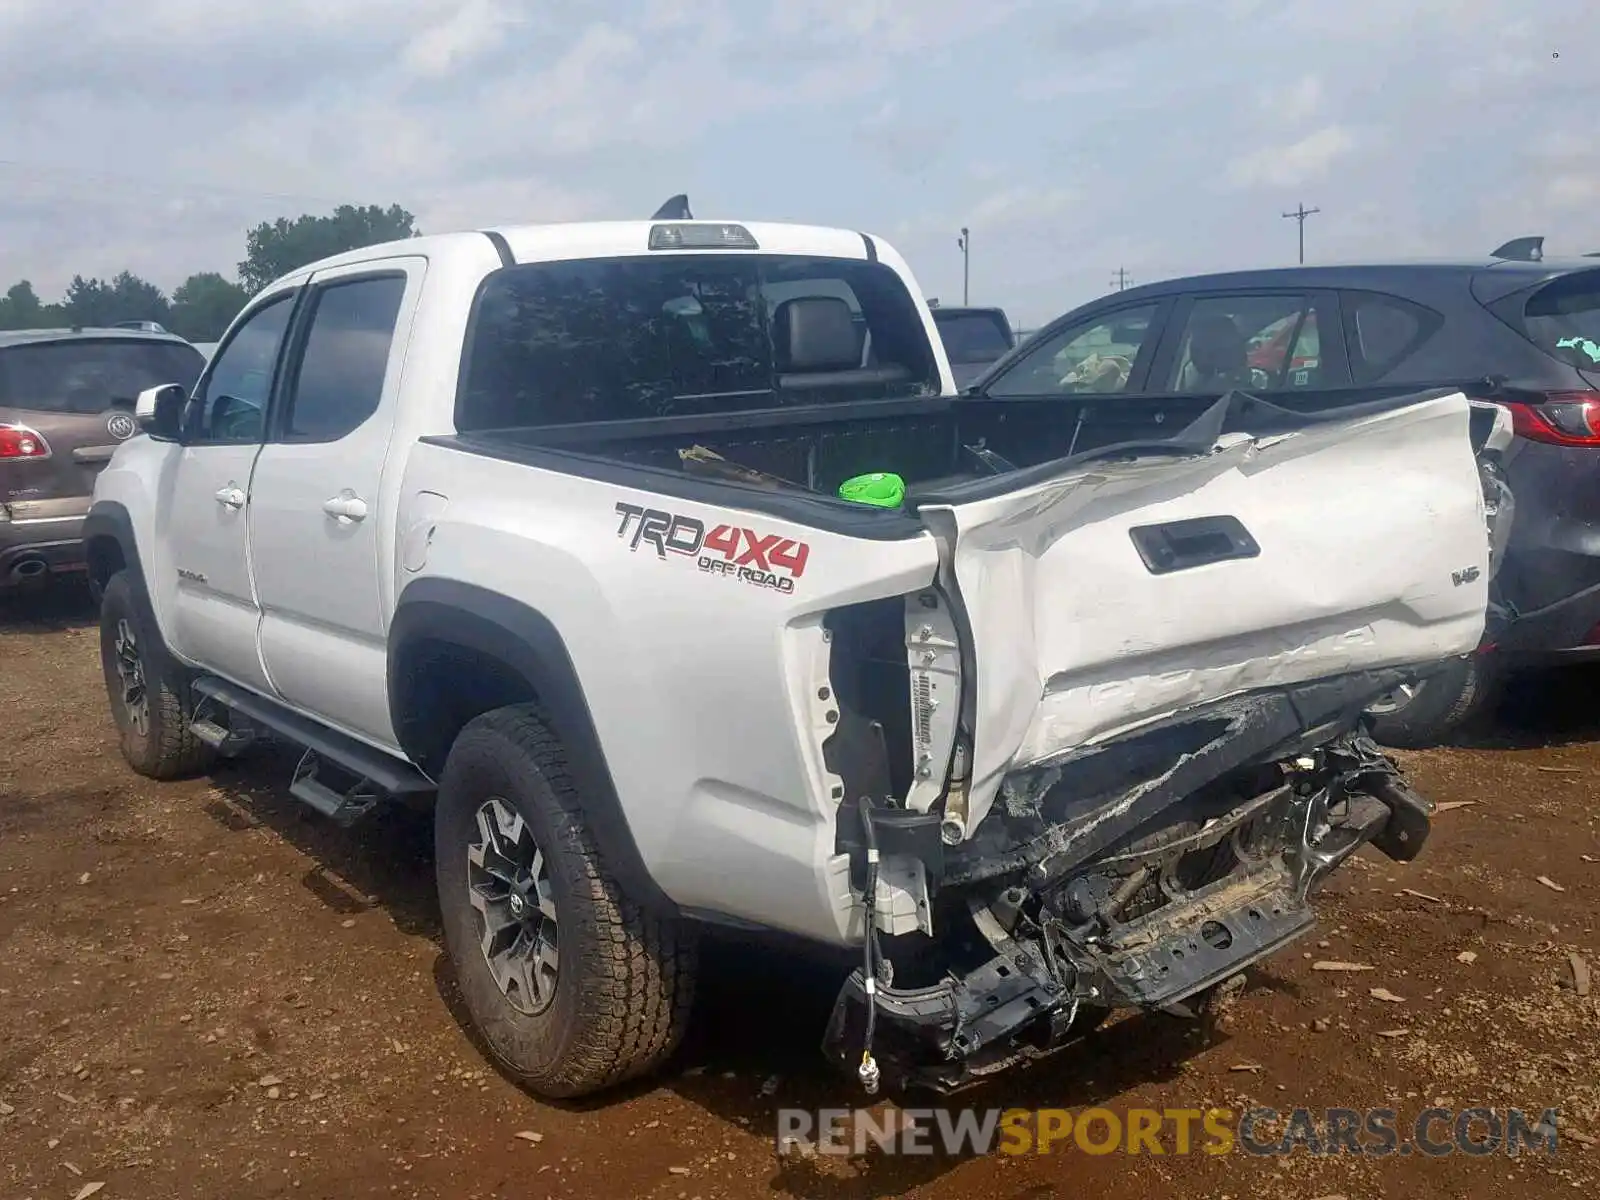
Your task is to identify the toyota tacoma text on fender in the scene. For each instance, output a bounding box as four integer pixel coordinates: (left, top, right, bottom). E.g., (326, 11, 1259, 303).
(84, 211, 1508, 1099)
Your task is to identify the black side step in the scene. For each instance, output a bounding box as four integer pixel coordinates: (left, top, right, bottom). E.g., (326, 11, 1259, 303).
(190, 676, 436, 801)
(289, 750, 382, 828)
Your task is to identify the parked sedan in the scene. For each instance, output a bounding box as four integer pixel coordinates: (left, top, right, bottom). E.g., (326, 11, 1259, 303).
(967, 248, 1600, 746)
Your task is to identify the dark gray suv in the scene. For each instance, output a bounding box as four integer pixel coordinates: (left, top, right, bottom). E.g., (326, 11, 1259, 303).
(966, 251, 1600, 745)
(1, 329, 206, 594)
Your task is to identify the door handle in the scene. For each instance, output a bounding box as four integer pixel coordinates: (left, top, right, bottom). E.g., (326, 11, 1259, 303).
(322, 491, 368, 522)
(214, 484, 245, 510)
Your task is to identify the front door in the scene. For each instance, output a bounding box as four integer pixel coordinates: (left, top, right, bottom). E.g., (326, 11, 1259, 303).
(157, 290, 299, 692)
(979, 300, 1170, 455)
(248, 258, 423, 748)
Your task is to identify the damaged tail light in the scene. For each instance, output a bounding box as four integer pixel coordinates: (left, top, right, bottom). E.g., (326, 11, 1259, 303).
(0, 424, 52, 459)
(1501, 393, 1600, 446)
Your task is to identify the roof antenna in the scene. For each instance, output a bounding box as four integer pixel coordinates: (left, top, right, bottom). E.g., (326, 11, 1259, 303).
(1491, 236, 1544, 263)
(651, 194, 693, 220)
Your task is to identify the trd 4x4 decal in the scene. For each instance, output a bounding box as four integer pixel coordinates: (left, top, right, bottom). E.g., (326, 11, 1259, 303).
(614, 502, 810, 594)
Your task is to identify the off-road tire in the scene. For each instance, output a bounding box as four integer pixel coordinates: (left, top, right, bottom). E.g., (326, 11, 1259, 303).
(1365, 655, 1498, 750)
(98, 569, 215, 781)
(434, 704, 697, 1099)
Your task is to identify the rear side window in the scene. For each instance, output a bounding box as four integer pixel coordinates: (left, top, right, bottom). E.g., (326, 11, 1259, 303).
(1521, 271, 1600, 369)
(1164, 294, 1324, 392)
(0, 338, 205, 415)
(932, 311, 1013, 364)
(456, 254, 938, 431)
(1341, 292, 1442, 384)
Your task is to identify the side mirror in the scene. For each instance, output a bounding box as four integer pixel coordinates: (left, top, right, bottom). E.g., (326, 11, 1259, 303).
(135, 384, 187, 441)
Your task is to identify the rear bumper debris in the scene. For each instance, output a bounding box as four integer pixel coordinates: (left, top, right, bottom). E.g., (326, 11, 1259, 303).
(823, 733, 1432, 1095)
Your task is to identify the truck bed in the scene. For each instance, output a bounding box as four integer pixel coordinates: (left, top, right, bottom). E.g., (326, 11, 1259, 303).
(429, 386, 1495, 517)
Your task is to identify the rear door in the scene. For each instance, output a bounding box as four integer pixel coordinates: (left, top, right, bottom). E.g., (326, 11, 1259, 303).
(248, 258, 422, 747)
(1145, 289, 1348, 407)
(0, 337, 205, 524)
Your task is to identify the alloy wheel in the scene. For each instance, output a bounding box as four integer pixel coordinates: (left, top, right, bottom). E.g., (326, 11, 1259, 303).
(113, 617, 150, 737)
(467, 797, 560, 1015)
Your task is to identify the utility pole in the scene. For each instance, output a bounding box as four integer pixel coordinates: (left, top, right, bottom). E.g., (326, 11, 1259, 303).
(1110, 267, 1132, 292)
(957, 227, 970, 305)
(1282, 202, 1320, 265)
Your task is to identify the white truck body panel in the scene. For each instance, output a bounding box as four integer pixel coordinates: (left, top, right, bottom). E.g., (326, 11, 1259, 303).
(398, 443, 943, 941)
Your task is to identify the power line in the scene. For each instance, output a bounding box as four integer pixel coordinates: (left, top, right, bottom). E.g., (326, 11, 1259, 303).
(1110, 266, 1133, 291)
(1281, 202, 1320, 265)
(0, 157, 359, 209)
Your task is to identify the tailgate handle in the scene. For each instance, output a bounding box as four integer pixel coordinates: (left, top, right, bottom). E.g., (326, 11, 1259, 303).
(1129, 516, 1259, 575)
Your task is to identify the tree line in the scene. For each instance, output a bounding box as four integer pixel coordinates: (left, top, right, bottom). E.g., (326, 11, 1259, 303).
(0, 204, 418, 342)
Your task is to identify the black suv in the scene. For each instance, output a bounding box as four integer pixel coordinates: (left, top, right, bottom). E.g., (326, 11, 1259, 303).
(967, 249, 1600, 746)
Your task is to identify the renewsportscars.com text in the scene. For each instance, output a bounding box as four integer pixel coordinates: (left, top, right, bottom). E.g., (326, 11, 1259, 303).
(776, 1105, 1563, 1158)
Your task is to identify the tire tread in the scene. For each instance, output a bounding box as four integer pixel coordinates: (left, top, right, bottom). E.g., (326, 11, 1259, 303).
(443, 704, 694, 1097)
(100, 570, 214, 781)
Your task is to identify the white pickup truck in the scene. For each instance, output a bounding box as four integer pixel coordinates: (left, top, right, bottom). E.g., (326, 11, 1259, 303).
(86, 212, 1506, 1100)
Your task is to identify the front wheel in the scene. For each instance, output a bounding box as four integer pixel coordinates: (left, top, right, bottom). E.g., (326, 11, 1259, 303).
(98, 570, 214, 780)
(1364, 655, 1499, 749)
(434, 704, 696, 1099)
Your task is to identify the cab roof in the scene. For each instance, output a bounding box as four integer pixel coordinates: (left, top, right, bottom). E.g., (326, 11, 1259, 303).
(266, 220, 893, 292)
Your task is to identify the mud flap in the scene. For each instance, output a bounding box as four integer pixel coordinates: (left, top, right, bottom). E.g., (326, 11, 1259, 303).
(1365, 773, 1434, 862)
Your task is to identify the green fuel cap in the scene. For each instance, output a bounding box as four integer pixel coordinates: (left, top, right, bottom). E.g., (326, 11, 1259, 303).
(838, 471, 906, 509)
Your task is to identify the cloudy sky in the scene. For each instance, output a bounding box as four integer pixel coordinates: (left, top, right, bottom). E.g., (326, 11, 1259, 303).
(0, 0, 1595, 327)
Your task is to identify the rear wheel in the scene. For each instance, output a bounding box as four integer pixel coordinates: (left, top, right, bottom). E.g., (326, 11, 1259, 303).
(98, 570, 214, 780)
(1364, 655, 1498, 749)
(434, 704, 696, 1099)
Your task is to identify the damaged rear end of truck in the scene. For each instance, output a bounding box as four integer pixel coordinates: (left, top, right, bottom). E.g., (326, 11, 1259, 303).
(818, 387, 1510, 1095)
(402, 222, 1512, 1100)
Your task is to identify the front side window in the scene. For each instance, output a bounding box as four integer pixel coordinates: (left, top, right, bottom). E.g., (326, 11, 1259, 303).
(190, 293, 296, 443)
(279, 275, 407, 442)
(984, 305, 1160, 397)
(456, 254, 938, 431)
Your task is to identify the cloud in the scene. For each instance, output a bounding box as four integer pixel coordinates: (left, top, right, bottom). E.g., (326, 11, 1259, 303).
(969, 186, 1078, 228)
(853, 100, 952, 176)
(401, 0, 522, 80)
(1227, 127, 1359, 190)
(1261, 76, 1324, 126)
(0, 0, 1596, 331)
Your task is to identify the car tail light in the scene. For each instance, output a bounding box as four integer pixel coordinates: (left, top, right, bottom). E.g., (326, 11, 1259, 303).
(1501, 392, 1600, 445)
(0, 424, 51, 459)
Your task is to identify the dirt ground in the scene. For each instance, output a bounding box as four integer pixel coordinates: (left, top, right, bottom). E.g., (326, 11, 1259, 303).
(2, 586, 1597, 1200)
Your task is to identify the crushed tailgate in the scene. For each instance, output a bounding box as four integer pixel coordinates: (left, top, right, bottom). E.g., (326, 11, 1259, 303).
(917, 389, 1492, 832)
